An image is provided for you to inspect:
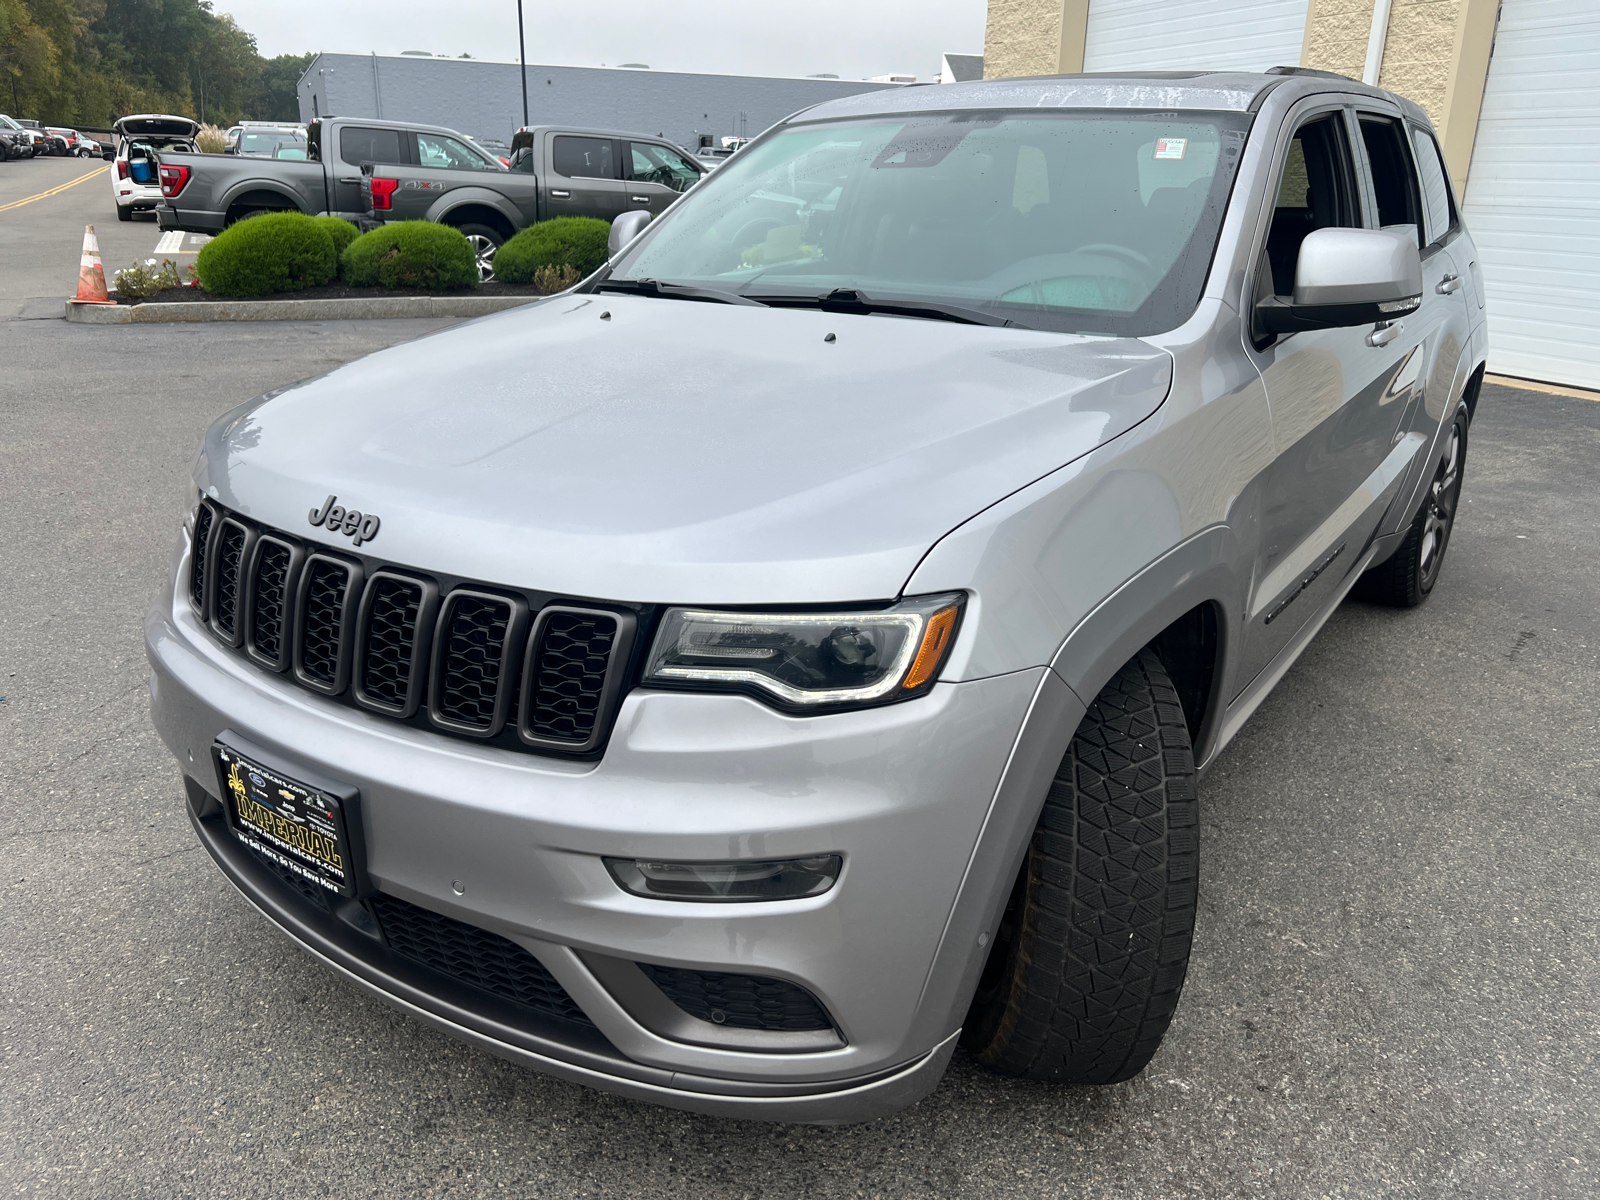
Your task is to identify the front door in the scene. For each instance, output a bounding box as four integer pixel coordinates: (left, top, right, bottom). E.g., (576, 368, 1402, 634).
(622, 141, 703, 215)
(1236, 105, 1428, 690)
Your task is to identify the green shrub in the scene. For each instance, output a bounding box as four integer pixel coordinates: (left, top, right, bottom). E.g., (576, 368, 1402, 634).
(312, 216, 361, 262)
(493, 217, 610, 285)
(341, 222, 478, 290)
(195, 212, 337, 297)
(532, 263, 581, 294)
(112, 257, 182, 302)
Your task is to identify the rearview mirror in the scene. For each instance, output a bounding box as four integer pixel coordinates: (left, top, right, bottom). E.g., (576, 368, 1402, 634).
(608, 209, 652, 256)
(1256, 226, 1422, 334)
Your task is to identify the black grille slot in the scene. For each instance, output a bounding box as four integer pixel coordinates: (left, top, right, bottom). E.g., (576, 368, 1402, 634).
(248, 539, 294, 668)
(431, 592, 525, 734)
(370, 894, 592, 1027)
(359, 576, 425, 712)
(212, 522, 249, 638)
(525, 611, 618, 745)
(244, 838, 333, 912)
(637, 964, 833, 1032)
(296, 557, 358, 692)
(189, 504, 214, 610)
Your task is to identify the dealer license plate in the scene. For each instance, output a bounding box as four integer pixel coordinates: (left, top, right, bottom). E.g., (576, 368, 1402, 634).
(214, 743, 358, 897)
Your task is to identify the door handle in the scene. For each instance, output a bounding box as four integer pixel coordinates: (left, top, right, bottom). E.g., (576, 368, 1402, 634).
(1436, 273, 1462, 294)
(338, 176, 362, 184)
(1366, 321, 1403, 348)
(630, 195, 651, 203)
(549, 189, 570, 198)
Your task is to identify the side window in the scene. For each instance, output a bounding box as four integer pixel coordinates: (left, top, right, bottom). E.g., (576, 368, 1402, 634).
(416, 132, 492, 171)
(1410, 126, 1455, 246)
(340, 126, 407, 167)
(626, 142, 699, 192)
(1358, 116, 1422, 242)
(1262, 113, 1360, 297)
(553, 136, 615, 180)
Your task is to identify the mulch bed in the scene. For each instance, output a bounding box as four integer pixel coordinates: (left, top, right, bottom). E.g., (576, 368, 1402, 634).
(114, 281, 552, 305)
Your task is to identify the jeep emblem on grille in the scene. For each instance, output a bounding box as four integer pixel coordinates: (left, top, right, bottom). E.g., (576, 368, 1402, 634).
(309, 495, 381, 546)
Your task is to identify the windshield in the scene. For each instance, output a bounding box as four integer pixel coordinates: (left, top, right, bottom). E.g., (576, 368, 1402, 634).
(238, 129, 305, 156)
(612, 110, 1250, 335)
(0, 115, 20, 130)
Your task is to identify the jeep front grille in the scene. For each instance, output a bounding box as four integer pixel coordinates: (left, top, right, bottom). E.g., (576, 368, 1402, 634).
(186, 501, 639, 759)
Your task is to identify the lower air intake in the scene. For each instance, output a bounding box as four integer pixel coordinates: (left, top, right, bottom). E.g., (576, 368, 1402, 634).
(637, 964, 834, 1032)
(370, 894, 592, 1027)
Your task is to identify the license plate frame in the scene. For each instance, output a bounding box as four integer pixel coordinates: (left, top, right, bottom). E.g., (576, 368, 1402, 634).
(212, 735, 367, 899)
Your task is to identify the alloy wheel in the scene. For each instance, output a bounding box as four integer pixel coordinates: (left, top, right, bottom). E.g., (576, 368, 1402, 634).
(465, 234, 498, 283)
(1418, 422, 1463, 592)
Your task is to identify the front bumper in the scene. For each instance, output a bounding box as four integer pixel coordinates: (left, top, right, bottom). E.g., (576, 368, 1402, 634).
(147, 562, 1048, 1121)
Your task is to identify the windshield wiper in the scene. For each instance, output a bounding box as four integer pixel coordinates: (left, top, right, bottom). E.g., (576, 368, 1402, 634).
(595, 278, 768, 307)
(753, 288, 1016, 328)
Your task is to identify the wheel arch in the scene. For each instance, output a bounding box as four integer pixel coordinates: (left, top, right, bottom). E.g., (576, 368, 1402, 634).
(427, 193, 518, 239)
(222, 186, 305, 222)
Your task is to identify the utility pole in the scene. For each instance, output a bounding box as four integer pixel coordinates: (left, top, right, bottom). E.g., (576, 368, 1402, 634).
(517, 0, 529, 129)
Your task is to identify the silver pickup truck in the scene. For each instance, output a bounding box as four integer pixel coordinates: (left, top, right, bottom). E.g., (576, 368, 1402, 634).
(155, 116, 708, 276)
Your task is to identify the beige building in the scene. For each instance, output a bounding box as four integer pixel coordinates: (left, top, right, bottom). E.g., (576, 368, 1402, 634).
(981, 0, 1600, 389)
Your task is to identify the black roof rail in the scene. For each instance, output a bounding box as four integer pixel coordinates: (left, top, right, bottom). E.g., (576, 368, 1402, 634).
(1265, 66, 1359, 82)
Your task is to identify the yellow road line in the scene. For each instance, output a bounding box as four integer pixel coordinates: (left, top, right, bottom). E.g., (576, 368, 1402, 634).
(0, 165, 111, 213)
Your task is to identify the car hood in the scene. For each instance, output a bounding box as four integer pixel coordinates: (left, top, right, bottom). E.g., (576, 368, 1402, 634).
(198, 295, 1171, 603)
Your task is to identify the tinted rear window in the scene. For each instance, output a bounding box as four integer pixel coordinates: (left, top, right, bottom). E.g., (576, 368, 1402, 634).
(553, 136, 615, 179)
(340, 126, 407, 167)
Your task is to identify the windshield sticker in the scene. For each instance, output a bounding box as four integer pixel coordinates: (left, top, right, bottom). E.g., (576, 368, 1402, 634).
(1154, 138, 1187, 160)
(871, 117, 1000, 170)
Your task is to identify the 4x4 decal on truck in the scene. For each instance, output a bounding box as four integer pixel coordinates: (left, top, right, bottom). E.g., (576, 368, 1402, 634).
(402, 179, 448, 191)
(308, 495, 380, 546)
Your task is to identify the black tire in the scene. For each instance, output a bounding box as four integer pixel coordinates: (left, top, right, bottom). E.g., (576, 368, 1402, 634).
(454, 222, 504, 283)
(1353, 403, 1469, 608)
(964, 649, 1199, 1084)
(116, 203, 133, 222)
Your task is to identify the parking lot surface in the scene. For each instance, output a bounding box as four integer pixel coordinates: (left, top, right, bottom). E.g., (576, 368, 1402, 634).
(2, 180, 1597, 1198)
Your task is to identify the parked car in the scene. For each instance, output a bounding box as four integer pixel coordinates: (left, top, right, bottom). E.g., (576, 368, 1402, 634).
(152, 117, 708, 281)
(112, 114, 199, 221)
(0, 114, 34, 159)
(474, 137, 512, 166)
(148, 68, 1484, 1124)
(227, 121, 308, 159)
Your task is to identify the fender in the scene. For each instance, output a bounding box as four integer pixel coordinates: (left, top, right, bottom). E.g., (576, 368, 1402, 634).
(219, 177, 319, 216)
(425, 187, 522, 230)
(1050, 523, 1242, 763)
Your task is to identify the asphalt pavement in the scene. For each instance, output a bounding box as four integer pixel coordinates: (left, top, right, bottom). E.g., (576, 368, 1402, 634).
(2, 169, 1598, 1198)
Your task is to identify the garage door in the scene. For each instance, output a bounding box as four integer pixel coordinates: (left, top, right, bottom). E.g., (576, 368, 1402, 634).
(1461, 0, 1600, 389)
(1083, 0, 1310, 73)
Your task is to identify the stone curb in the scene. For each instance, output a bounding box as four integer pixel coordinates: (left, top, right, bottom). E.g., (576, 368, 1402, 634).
(63, 295, 542, 323)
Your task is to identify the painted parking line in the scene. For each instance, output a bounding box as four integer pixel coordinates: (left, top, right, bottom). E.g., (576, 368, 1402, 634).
(153, 230, 212, 254)
(0, 165, 110, 213)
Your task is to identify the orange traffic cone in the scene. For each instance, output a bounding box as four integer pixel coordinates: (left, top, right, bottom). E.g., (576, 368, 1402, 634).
(71, 224, 115, 304)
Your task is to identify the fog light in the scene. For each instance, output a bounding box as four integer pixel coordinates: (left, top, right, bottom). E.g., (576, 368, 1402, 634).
(604, 855, 842, 902)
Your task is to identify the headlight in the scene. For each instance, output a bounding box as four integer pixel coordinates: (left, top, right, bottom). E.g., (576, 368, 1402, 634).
(642, 592, 963, 712)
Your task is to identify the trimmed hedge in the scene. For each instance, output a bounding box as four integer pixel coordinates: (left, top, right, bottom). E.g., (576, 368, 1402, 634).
(312, 215, 361, 262)
(342, 222, 478, 290)
(195, 212, 337, 297)
(493, 217, 610, 285)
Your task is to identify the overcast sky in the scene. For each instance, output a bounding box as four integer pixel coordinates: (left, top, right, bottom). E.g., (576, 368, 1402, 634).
(221, 0, 988, 82)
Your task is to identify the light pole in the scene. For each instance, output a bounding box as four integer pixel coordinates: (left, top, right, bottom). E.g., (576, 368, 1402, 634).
(517, 0, 529, 129)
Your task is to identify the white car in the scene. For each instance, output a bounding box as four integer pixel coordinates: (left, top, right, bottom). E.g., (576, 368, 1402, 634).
(112, 114, 199, 221)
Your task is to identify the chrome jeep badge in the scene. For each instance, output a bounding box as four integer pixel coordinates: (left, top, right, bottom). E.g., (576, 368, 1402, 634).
(309, 495, 380, 546)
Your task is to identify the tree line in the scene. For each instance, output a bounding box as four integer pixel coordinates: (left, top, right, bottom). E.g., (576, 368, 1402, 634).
(0, 0, 311, 128)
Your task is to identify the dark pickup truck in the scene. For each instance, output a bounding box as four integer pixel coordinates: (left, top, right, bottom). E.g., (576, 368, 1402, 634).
(155, 116, 707, 278)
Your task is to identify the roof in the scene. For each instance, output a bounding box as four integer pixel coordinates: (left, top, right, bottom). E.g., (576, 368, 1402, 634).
(792, 70, 1393, 122)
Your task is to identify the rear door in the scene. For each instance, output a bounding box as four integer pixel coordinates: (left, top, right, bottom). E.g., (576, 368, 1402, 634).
(548, 134, 624, 221)
(621, 141, 704, 215)
(333, 124, 411, 217)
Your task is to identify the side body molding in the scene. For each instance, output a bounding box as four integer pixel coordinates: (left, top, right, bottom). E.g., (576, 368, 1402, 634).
(1049, 524, 1242, 763)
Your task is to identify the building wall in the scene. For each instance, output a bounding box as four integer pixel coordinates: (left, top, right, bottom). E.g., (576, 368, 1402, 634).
(296, 55, 897, 151)
(984, 0, 1498, 185)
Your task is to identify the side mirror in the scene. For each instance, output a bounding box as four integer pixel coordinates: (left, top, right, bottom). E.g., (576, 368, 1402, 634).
(102, 149, 114, 161)
(608, 208, 652, 256)
(1256, 226, 1422, 334)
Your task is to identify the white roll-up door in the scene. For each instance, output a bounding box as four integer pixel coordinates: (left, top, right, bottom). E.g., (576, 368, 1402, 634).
(1083, 0, 1310, 73)
(1461, 0, 1600, 390)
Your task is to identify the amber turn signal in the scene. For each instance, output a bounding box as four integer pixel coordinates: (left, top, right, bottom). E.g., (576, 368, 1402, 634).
(902, 605, 959, 690)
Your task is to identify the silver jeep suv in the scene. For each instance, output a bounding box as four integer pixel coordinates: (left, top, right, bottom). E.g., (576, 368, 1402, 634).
(148, 69, 1485, 1123)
